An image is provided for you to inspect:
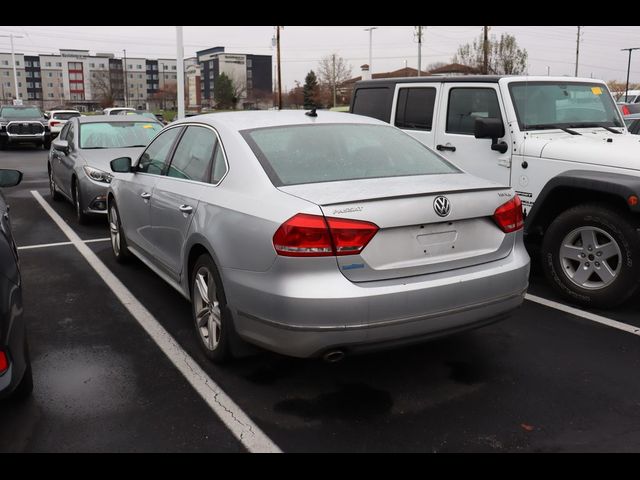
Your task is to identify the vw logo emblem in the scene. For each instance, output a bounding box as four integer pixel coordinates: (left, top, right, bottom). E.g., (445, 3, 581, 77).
(433, 196, 451, 217)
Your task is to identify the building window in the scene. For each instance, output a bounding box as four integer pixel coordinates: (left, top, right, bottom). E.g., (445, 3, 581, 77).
(27, 82, 33, 88)
(127, 64, 133, 69)
(5, 82, 11, 87)
(2, 60, 8, 66)
(47, 82, 53, 87)
(247, 80, 252, 90)
(90, 63, 95, 68)
(128, 73, 133, 79)
(25, 61, 32, 67)
(56, 62, 62, 67)
(247, 59, 252, 68)
(171, 65, 176, 70)
(137, 64, 142, 69)
(34, 71, 40, 78)
(139, 93, 144, 98)
(247, 70, 252, 79)
(139, 83, 144, 89)
(28, 92, 34, 99)
(138, 74, 143, 79)
(34, 82, 41, 88)
(15, 61, 20, 66)
(16, 72, 20, 77)
(34, 61, 39, 67)
(100, 63, 105, 68)
(45, 62, 51, 67)
(18, 82, 22, 87)
(60, 83, 63, 88)
(3, 72, 8, 77)
(47, 72, 52, 77)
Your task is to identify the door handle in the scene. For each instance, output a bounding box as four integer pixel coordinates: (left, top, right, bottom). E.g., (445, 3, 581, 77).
(140, 192, 151, 200)
(436, 144, 456, 152)
(179, 205, 193, 214)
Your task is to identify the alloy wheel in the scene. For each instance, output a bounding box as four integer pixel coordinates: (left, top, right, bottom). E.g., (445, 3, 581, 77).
(559, 226, 622, 290)
(193, 267, 222, 351)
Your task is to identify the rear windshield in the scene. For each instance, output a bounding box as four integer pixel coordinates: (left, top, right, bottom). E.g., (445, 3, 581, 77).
(242, 123, 459, 186)
(79, 122, 162, 149)
(53, 112, 81, 120)
(0, 107, 42, 118)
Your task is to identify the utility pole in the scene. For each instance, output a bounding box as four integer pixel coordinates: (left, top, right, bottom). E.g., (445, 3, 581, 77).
(415, 26, 424, 77)
(364, 27, 378, 74)
(0, 34, 24, 102)
(276, 26, 282, 110)
(575, 26, 582, 76)
(621, 47, 640, 102)
(483, 26, 489, 75)
(332, 53, 336, 108)
(176, 26, 185, 120)
(123, 49, 128, 107)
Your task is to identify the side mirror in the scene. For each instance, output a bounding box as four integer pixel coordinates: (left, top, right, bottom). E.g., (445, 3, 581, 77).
(0, 169, 23, 188)
(474, 117, 508, 154)
(52, 138, 69, 154)
(110, 157, 133, 173)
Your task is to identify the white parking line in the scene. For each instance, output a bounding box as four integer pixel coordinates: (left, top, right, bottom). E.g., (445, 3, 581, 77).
(31, 191, 281, 453)
(526, 294, 640, 336)
(18, 238, 110, 251)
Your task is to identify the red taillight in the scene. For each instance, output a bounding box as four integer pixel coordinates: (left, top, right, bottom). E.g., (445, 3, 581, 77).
(273, 213, 379, 257)
(493, 195, 524, 233)
(50, 121, 60, 127)
(0, 351, 8, 374)
(622, 105, 631, 115)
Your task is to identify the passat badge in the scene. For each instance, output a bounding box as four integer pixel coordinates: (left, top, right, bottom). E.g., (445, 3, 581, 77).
(433, 196, 451, 217)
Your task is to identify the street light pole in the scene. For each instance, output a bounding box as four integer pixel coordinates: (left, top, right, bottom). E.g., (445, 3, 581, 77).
(0, 34, 24, 102)
(364, 27, 378, 74)
(621, 47, 640, 103)
(176, 26, 185, 120)
(123, 49, 128, 107)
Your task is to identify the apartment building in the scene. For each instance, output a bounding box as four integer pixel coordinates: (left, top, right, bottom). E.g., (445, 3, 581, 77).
(0, 46, 270, 111)
(197, 46, 272, 108)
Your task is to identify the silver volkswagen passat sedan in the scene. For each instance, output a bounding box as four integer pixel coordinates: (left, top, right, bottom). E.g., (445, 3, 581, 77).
(107, 111, 530, 363)
(48, 115, 163, 224)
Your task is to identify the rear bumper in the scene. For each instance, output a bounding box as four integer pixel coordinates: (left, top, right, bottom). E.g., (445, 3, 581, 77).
(0, 275, 27, 399)
(224, 237, 530, 358)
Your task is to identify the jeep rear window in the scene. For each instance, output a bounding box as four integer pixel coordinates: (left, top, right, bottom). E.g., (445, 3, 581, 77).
(242, 123, 459, 187)
(351, 87, 392, 122)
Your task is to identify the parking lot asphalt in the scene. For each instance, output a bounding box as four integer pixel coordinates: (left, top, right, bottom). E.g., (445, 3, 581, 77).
(1, 146, 639, 452)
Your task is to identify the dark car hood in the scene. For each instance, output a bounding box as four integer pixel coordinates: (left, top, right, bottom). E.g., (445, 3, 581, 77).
(79, 147, 146, 171)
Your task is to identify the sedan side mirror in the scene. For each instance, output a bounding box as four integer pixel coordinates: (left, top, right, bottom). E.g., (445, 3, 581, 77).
(0, 169, 23, 188)
(110, 157, 133, 173)
(52, 138, 69, 154)
(474, 117, 508, 154)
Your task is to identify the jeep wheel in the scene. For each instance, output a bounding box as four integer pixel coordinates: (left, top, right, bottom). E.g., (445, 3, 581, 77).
(541, 204, 640, 308)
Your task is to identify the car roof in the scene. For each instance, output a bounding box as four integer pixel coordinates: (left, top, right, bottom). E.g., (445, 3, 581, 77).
(49, 110, 81, 114)
(170, 109, 385, 131)
(76, 115, 162, 124)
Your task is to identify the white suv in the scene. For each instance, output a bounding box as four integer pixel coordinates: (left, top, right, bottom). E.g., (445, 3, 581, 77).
(46, 110, 81, 138)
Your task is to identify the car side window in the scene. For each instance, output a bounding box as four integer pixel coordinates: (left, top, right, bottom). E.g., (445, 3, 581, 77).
(66, 123, 75, 148)
(58, 123, 70, 141)
(210, 141, 228, 184)
(447, 88, 502, 135)
(395, 87, 437, 131)
(166, 126, 216, 182)
(137, 127, 182, 175)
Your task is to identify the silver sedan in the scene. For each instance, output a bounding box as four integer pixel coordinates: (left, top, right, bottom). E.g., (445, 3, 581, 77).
(48, 115, 162, 223)
(107, 111, 530, 362)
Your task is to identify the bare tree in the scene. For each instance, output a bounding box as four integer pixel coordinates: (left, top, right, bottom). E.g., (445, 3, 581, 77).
(426, 61, 447, 72)
(151, 83, 177, 110)
(91, 71, 116, 109)
(284, 81, 304, 108)
(317, 54, 352, 107)
(453, 31, 528, 75)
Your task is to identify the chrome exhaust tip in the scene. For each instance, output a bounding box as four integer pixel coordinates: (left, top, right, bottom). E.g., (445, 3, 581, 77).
(323, 350, 345, 363)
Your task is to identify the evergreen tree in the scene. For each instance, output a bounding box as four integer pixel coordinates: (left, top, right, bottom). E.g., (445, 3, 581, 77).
(303, 70, 320, 109)
(213, 73, 235, 109)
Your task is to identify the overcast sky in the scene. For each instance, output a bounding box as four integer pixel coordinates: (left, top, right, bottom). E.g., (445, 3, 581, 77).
(1, 26, 638, 89)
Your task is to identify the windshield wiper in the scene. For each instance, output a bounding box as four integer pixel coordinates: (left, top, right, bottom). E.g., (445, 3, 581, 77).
(125, 145, 148, 148)
(566, 123, 622, 134)
(525, 124, 581, 135)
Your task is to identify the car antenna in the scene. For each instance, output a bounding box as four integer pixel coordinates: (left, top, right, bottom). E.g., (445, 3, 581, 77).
(305, 108, 317, 117)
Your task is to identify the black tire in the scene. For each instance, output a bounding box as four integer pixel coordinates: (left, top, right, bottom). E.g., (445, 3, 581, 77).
(48, 165, 62, 201)
(541, 203, 640, 308)
(190, 254, 233, 363)
(12, 341, 33, 400)
(73, 180, 90, 225)
(108, 200, 131, 263)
